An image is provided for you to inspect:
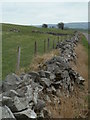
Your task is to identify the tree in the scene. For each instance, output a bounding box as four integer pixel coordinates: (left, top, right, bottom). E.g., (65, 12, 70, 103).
(42, 24, 48, 28)
(57, 22, 64, 30)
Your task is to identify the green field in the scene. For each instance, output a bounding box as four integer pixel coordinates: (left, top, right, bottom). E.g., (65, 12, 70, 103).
(2, 23, 75, 80)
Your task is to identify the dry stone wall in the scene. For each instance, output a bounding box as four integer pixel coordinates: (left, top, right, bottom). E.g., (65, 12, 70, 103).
(0, 32, 85, 119)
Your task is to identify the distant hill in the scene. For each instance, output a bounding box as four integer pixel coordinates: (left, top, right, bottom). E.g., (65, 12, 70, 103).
(37, 22, 88, 30)
(64, 22, 88, 29)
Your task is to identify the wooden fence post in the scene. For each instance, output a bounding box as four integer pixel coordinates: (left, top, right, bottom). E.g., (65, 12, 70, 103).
(44, 39, 46, 53)
(34, 41, 37, 56)
(47, 38, 50, 51)
(17, 46, 21, 71)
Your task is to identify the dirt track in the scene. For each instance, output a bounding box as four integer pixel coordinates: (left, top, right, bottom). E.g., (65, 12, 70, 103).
(46, 41, 88, 118)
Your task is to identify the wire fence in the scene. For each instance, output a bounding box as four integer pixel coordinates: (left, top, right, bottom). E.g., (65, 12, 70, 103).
(16, 34, 72, 71)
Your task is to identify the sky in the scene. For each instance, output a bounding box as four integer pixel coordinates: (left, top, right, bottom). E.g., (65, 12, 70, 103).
(1, 2, 88, 25)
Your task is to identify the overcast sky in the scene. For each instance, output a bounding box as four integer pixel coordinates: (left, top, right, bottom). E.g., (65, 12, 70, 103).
(2, 2, 88, 25)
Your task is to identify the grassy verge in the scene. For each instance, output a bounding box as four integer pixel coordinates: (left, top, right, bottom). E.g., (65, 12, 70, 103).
(81, 34, 90, 112)
(81, 34, 89, 53)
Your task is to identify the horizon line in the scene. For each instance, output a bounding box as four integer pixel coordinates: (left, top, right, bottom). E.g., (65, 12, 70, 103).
(1, 21, 88, 26)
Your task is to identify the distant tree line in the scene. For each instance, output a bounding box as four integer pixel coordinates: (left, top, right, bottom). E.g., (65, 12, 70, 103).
(42, 22, 64, 30)
(57, 22, 64, 30)
(42, 24, 48, 28)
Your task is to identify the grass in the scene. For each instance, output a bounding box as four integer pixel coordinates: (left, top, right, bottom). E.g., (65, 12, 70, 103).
(81, 34, 88, 52)
(24, 49, 60, 73)
(2, 23, 75, 80)
(81, 34, 90, 112)
(2, 24, 89, 117)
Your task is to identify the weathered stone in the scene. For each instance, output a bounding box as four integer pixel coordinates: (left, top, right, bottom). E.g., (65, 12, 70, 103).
(16, 85, 27, 97)
(2, 96, 13, 106)
(39, 70, 46, 78)
(31, 81, 43, 92)
(33, 87, 39, 105)
(52, 81, 62, 89)
(9, 28, 20, 33)
(29, 71, 40, 78)
(50, 74, 56, 81)
(38, 110, 44, 118)
(0, 106, 2, 120)
(6, 96, 28, 112)
(46, 63, 61, 73)
(1, 105, 16, 119)
(44, 71, 56, 80)
(34, 99, 45, 111)
(2, 73, 21, 92)
(10, 89, 21, 97)
(40, 78, 52, 87)
(56, 89, 62, 97)
(45, 57, 56, 64)
(44, 71, 51, 78)
(54, 81, 62, 86)
(55, 72, 62, 80)
(22, 74, 32, 82)
(44, 95, 51, 103)
(61, 70, 69, 78)
(14, 108, 37, 119)
(25, 85, 33, 103)
(3, 90, 21, 98)
(14, 96, 27, 112)
(20, 73, 26, 80)
(51, 86, 57, 95)
(0, 80, 2, 94)
(46, 64, 54, 72)
(76, 76, 85, 85)
(46, 87, 53, 94)
(0, 94, 2, 106)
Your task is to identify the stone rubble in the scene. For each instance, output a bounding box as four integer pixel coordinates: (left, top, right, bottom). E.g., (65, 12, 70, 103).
(9, 28, 20, 33)
(32, 29, 70, 36)
(0, 32, 85, 119)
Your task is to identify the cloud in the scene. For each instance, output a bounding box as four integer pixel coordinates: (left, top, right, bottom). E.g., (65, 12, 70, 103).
(2, 2, 88, 25)
(0, 0, 89, 2)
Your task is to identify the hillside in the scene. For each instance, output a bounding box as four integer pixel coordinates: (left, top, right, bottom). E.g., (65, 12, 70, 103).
(65, 22, 88, 29)
(2, 23, 75, 79)
(37, 22, 88, 30)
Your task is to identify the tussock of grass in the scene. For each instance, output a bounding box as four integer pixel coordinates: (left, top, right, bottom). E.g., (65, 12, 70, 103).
(23, 49, 60, 73)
